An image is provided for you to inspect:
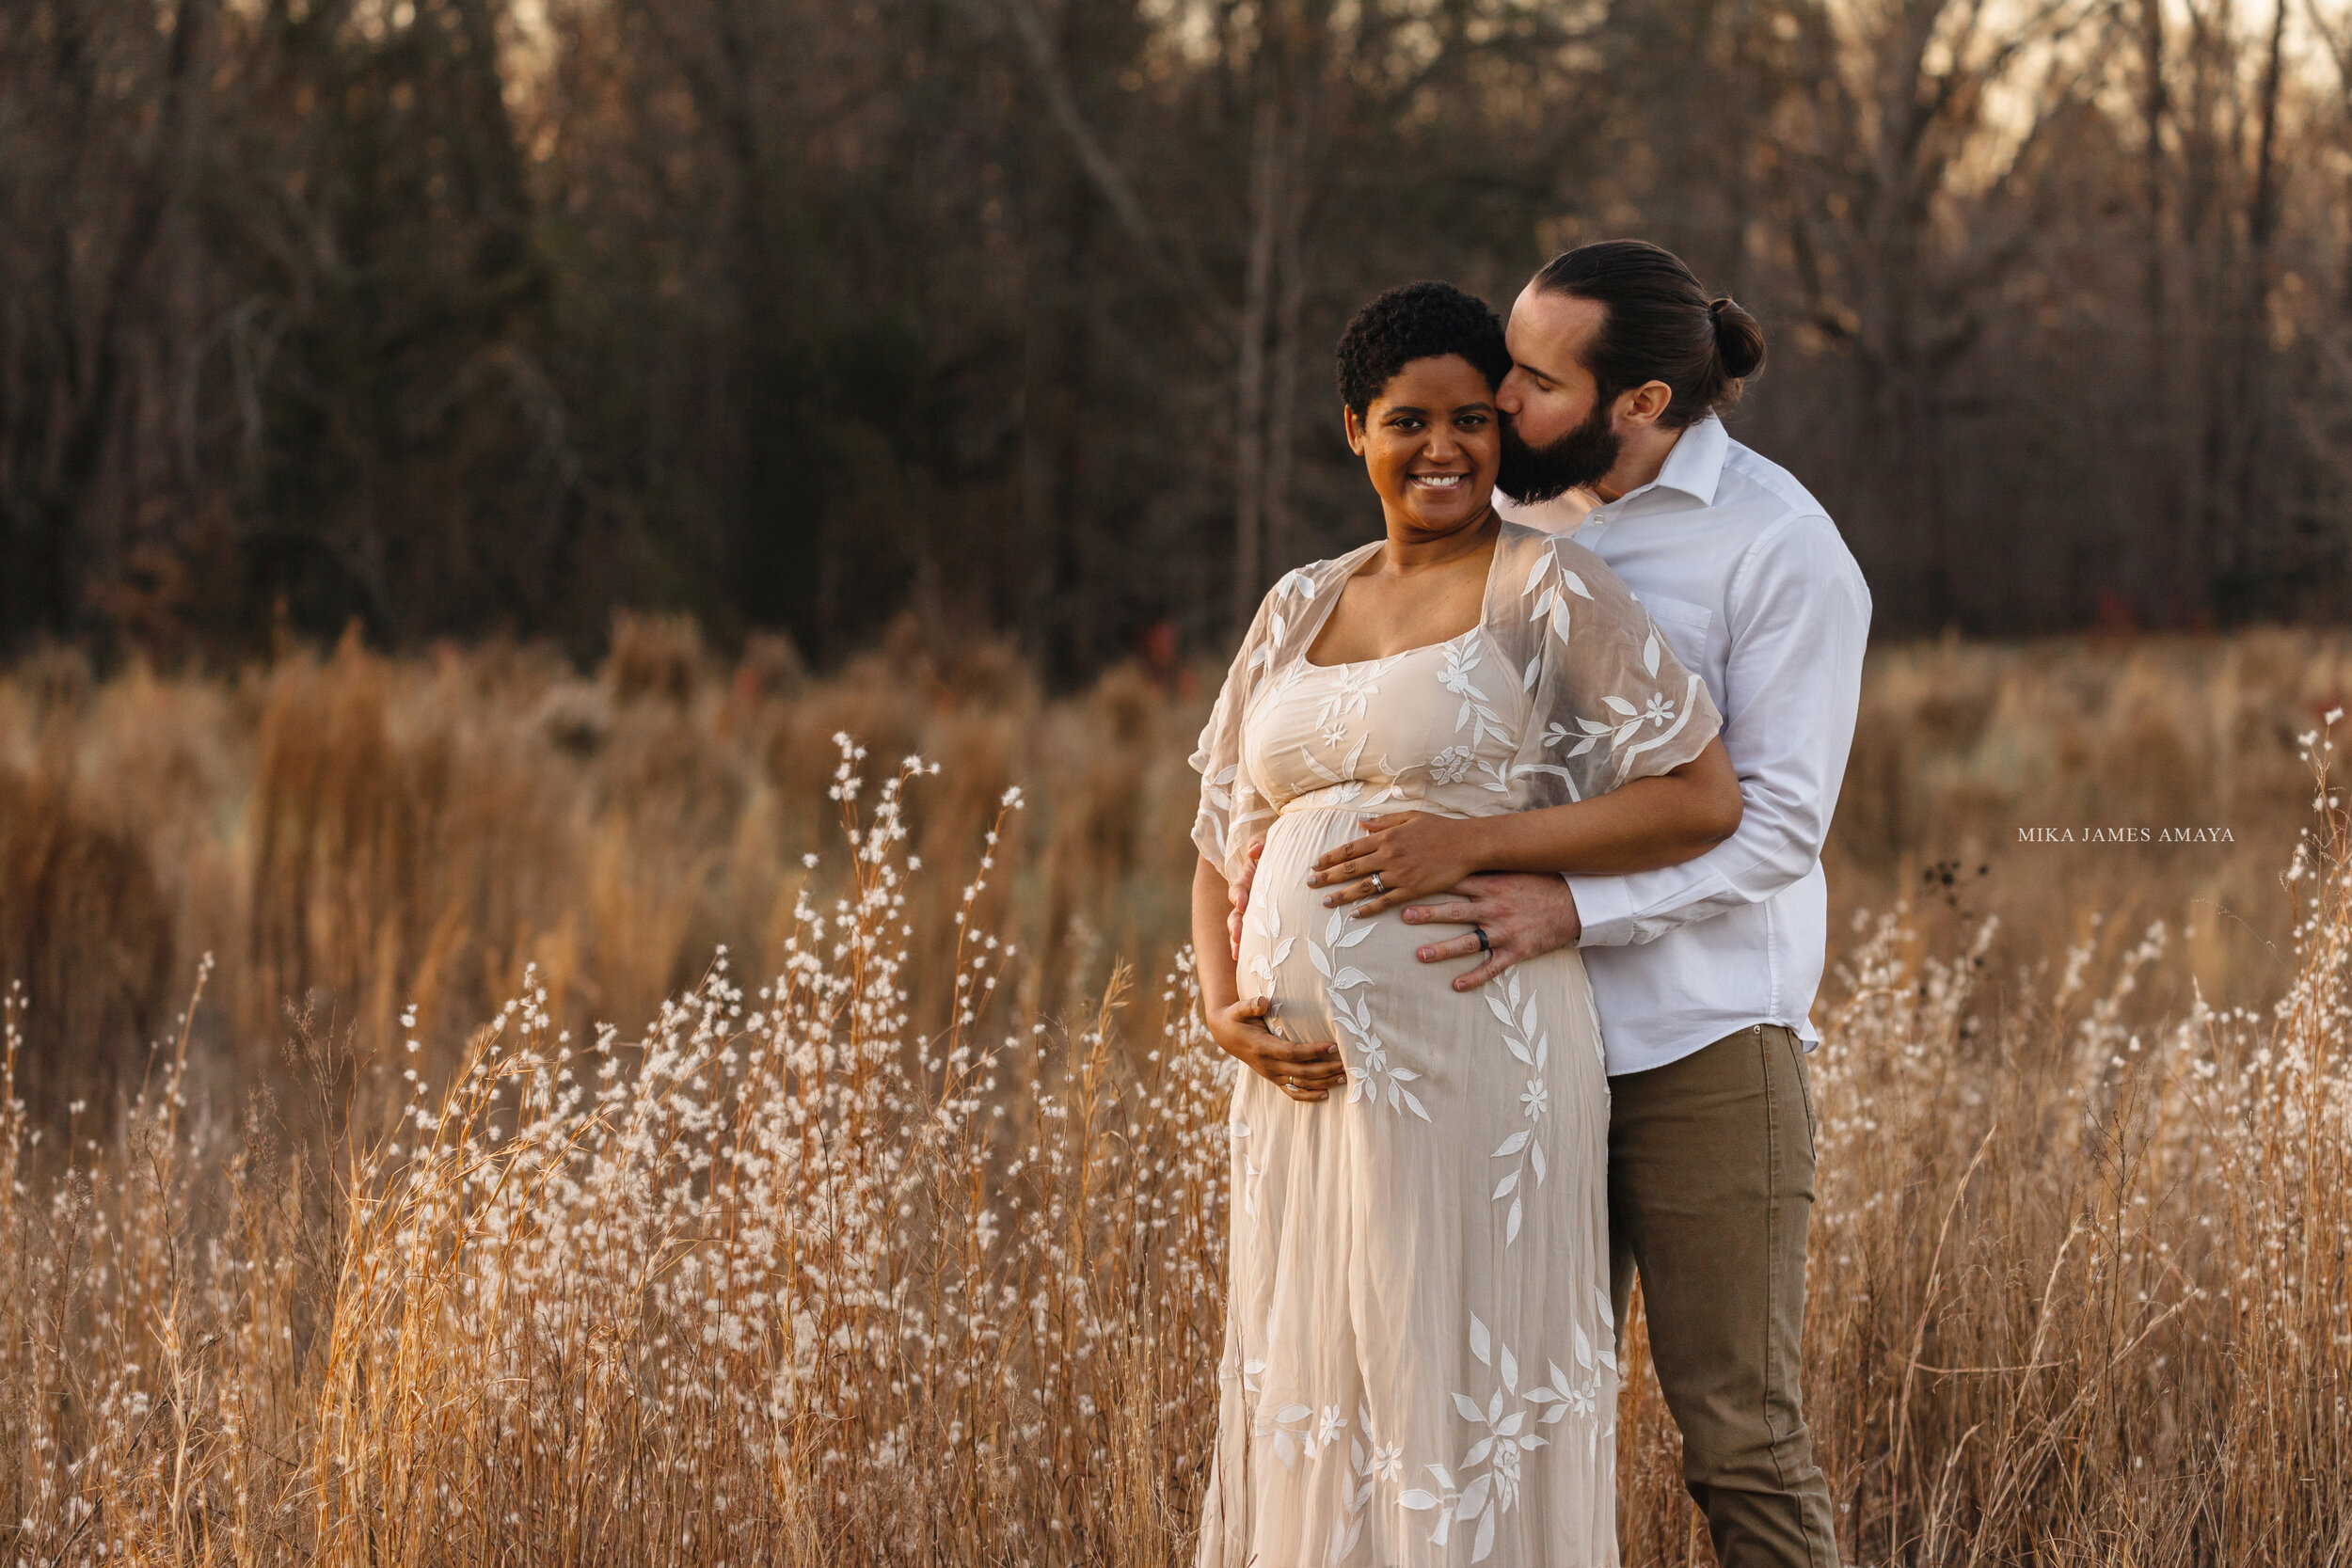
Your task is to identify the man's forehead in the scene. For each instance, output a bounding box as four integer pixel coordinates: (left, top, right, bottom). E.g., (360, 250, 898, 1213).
(1508, 285, 1604, 350)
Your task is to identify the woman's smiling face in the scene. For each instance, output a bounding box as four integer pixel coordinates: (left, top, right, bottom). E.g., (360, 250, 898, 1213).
(1344, 354, 1502, 540)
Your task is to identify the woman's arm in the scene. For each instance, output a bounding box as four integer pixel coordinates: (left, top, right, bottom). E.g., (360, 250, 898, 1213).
(1193, 856, 1350, 1101)
(1306, 736, 1741, 919)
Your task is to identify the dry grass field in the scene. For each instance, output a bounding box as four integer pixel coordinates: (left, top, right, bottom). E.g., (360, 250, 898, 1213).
(1, 618, 2348, 1566)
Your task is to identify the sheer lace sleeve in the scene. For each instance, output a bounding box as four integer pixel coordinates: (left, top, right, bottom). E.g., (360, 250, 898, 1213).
(1189, 584, 1285, 881)
(1492, 528, 1722, 807)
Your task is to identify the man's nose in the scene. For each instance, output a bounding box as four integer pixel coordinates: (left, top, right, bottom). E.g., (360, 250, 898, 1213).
(1495, 371, 1525, 413)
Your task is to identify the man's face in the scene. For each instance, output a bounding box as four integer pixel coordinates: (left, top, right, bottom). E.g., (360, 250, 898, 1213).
(1495, 285, 1620, 502)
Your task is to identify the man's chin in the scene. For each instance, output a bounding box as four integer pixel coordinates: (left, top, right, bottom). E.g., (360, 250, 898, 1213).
(1496, 474, 1573, 507)
(1495, 458, 1585, 507)
(1500, 404, 1620, 504)
(1499, 436, 1606, 505)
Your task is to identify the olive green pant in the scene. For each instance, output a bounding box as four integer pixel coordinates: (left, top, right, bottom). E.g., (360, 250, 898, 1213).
(1609, 1023, 1839, 1568)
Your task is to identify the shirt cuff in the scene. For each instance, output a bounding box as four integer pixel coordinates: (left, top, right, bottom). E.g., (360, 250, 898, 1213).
(1564, 873, 1636, 948)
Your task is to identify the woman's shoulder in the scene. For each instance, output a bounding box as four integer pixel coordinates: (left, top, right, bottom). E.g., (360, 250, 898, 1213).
(1286, 538, 1384, 585)
(1496, 518, 1610, 569)
(1229, 541, 1381, 670)
(1257, 541, 1380, 616)
(1492, 521, 1629, 602)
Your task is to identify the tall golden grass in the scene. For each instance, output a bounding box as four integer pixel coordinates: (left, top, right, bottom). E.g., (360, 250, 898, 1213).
(1, 619, 2347, 1565)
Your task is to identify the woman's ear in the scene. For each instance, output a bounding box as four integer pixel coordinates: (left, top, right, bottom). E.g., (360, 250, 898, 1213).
(1343, 404, 1368, 455)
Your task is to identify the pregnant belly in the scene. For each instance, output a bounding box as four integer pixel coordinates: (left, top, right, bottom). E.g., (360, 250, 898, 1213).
(1251, 800, 1464, 921)
(1253, 807, 1372, 923)
(1234, 804, 1599, 1130)
(1237, 806, 1430, 1025)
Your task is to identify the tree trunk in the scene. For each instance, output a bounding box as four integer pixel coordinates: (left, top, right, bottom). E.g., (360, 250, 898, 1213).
(1233, 94, 1279, 628)
(2221, 0, 2288, 597)
(1264, 41, 1317, 580)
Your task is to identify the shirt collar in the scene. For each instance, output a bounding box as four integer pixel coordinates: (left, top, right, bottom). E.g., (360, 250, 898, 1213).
(1592, 413, 1728, 516)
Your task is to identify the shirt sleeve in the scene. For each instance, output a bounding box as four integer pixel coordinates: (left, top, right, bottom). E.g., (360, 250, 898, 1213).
(1566, 513, 1872, 947)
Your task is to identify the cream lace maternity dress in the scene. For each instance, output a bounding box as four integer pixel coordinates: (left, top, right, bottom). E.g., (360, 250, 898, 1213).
(1190, 523, 1721, 1568)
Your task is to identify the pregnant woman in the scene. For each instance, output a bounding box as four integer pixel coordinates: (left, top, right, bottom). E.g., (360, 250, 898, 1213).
(1189, 281, 1741, 1567)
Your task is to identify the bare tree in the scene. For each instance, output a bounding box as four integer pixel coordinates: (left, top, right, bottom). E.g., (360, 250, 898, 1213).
(6, 0, 2352, 665)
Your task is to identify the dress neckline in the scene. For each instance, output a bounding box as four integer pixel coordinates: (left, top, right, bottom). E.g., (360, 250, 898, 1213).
(1299, 625, 1475, 672)
(1296, 531, 1504, 671)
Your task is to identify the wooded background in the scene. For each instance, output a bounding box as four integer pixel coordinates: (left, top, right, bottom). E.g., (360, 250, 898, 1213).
(8, 0, 2352, 676)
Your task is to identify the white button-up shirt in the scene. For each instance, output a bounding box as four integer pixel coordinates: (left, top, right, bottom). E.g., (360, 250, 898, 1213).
(1497, 415, 1871, 1076)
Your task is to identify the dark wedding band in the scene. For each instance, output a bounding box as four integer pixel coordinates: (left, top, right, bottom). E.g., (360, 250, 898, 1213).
(1473, 926, 1491, 953)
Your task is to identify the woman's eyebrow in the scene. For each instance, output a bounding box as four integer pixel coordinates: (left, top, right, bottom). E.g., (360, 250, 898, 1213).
(1453, 401, 1496, 414)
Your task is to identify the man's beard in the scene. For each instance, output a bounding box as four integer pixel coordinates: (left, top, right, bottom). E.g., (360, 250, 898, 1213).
(1498, 398, 1621, 504)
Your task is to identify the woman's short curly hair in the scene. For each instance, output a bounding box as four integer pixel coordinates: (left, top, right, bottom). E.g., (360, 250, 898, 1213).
(1335, 280, 1514, 418)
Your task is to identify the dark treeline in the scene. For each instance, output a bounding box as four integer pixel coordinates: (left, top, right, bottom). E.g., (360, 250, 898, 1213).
(8, 0, 2352, 675)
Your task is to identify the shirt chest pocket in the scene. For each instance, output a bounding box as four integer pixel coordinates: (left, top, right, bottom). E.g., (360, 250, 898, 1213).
(1635, 593, 1714, 672)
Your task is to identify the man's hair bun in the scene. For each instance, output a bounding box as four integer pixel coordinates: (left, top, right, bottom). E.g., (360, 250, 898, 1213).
(1709, 298, 1766, 380)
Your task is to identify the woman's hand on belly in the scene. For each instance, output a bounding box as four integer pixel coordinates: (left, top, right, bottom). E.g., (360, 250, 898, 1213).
(1206, 993, 1347, 1102)
(1308, 810, 1486, 919)
(1227, 839, 1265, 958)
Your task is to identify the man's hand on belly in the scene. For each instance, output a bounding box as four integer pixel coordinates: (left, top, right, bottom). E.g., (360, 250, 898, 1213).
(1402, 873, 1583, 991)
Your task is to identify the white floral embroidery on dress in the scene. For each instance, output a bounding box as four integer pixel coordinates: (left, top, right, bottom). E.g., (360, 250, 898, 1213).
(1333, 985, 1431, 1121)
(1248, 569, 1321, 676)
(1241, 1309, 1271, 1396)
(1396, 1315, 1586, 1562)
(1537, 714, 1618, 763)
(1425, 744, 1474, 785)
(1312, 654, 1402, 748)
(1518, 548, 1597, 688)
(1259, 1398, 1346, 1472)
(1245, 896, 1296, 995)
(1438, 635, 1511, 750)
(1317, 1401, 1383, 1560)
(1354, 762, 1405, 811)
(1252, 655, 1311, 723)
(1527, 1301, 1620, 1462)
(1329, 1402, 1400, 1564)
(1519, 615, 1700, 806)
(1484, 970, 1549, 1245)
(1200, 762, 1242, 862)
(1616, 674, 1706, 771)
(1299, 736, 1383, 809)
(1231, 1117, 1264, 1219)
(1310, 908, 1375, 992)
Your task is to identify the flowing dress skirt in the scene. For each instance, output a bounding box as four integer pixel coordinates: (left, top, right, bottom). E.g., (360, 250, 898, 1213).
(1197, 800, 1621, 1568)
